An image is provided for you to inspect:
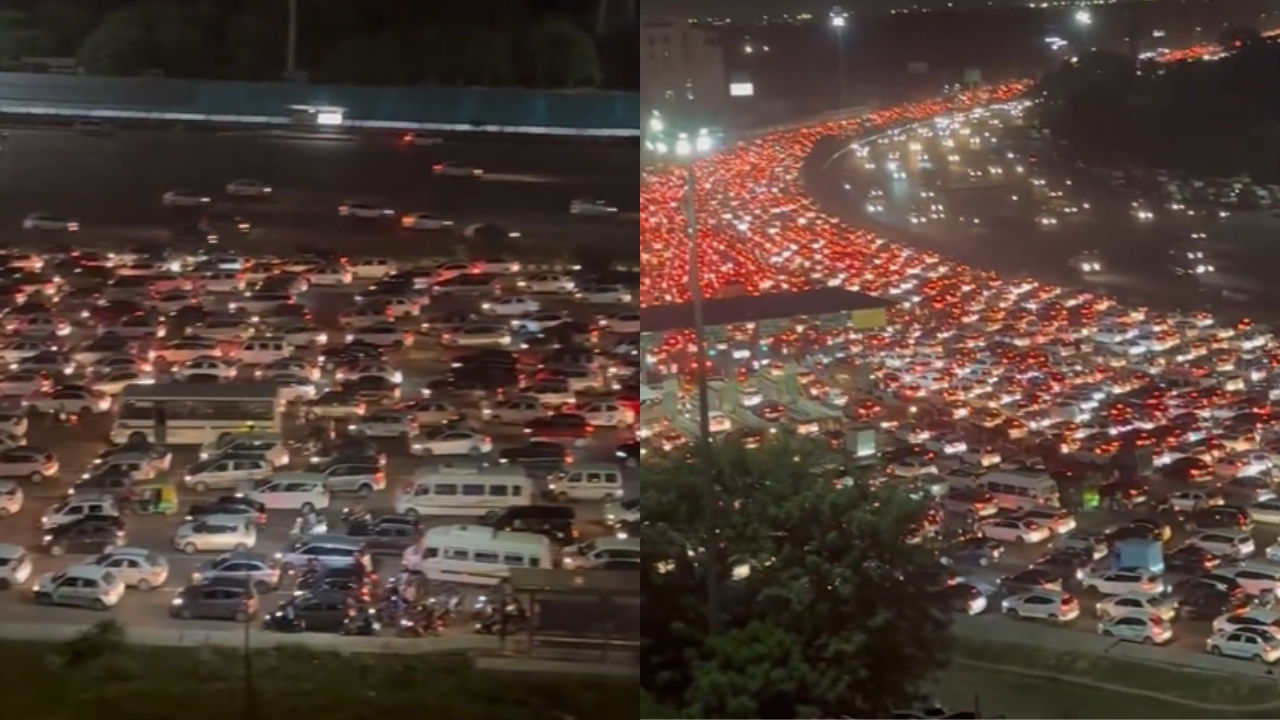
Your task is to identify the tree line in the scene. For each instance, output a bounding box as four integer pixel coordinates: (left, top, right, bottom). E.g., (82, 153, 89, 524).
(1034, 24, 1280, 181)
(0, 0, 610, 89)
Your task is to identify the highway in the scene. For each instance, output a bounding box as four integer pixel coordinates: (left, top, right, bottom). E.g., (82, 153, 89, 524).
(0, 128, 639, 260)
(815, 104, 1280, 320)
(0, 128, 639, 636)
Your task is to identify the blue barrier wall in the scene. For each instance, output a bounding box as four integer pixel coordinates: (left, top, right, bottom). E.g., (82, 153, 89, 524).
(0, 72, 638, 131)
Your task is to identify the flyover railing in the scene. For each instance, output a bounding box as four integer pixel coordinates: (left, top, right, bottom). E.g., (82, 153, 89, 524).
(0, 72, 639, 138)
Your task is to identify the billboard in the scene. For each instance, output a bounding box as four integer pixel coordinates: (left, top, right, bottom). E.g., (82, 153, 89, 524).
(729, 82, 754, 97)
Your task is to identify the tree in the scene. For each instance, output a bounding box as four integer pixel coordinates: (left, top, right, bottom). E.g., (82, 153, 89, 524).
(0, 11, 53, 64)
(77, 4, 213, 77)
(517, 18, 600, 88)
(32, 0, 96, 56)
(225, 4, 281, 80)
(76, 6, 148, 75)
(642, 435, 954, 718)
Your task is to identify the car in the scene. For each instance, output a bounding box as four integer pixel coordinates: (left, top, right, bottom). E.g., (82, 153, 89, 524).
(26, 387, 112, 415)
(162, 189, 212, 206)
(31, 565, 126, 610)
(481, 296, 540, 317)
(432, 161, 482, 177)
(1178, 587, 1248, 620)
(1028, 551, 1090, 582)
(172, 515, 258, 554)
(0, 446, 58, 482)
(409, 428, 493, 457)
(937, 536, 1003, 567)
(41, 516, 126, 557)
(262, 589, 351, 633)
(1097, 613, 1174, 644)
(0, 543, 33, 590)
(1166, 489, 1224, 513)
(1080, 568, 1164, 595)
(225, 178, 273, 197)
(1016, 506, 1077, 535)
(81, 547, 169, 590)
(238, 477, 330, 512)
(293, 564, 376, 599)
(22, 213, 79, 231)
(349, 410, 418, 438)
(338, 201, 395, 219)
(183, 455, 274, 493)
(1206, 630, 1280, 663)
(1096, 591, 1178, 621)
(1164, 544, 1221, 575)
(400, 212, 454, 230)
(401, 132, 442, 146)
(574, 285, 633, 304)
(175, 356, 238, 381)
(345, 516, 422, 555)
(518, 273, 576, 294)
(978, 517, 1052, 545)
(569, 199, 618, 216)
(1187, 530, 1256, 559)
(941, 581, 997, 615)
(998, 568, 1063, 595)
(170, 577, 259, 621)
(1001, 589, 1080, 622)
(190, 551, 282, 592)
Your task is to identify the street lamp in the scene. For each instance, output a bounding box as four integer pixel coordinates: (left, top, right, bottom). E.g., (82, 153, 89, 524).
(830, 8, 849, 108)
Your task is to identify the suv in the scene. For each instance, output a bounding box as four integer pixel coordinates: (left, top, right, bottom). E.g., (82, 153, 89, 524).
(276, 534, 369, 572)
(561, 537, 639, 570)
(1186, 506, 1252, 532)
(170, 577, 259, 622)
(479, 505, 577, 546)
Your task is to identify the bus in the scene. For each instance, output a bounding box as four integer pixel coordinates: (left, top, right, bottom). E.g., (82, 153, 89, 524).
(112, 383, 284, 445)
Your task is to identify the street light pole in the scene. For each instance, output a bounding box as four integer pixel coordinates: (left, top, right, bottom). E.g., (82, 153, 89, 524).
(831, 9, 849, 108)
(286, 0, 299, 76)
(683, 162, 721, 636)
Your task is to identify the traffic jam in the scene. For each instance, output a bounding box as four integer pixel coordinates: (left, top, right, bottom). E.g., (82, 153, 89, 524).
(639, 83, 1280, 664)
(0, 237, 641, 637)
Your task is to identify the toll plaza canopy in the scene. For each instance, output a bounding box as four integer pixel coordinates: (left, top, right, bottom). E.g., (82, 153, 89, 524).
(640, 287, 892, 335)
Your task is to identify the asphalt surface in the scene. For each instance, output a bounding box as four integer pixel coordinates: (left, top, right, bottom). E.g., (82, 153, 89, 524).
(807, 106, 1280, 661)
(0, 129, 639, 635)
(817, 107, 1280, 322)
(0, 128, 639, 260)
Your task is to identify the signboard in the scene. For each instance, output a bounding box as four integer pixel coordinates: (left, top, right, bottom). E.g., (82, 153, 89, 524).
(963, 68, 982, 85)
(729, 82, 755, 97)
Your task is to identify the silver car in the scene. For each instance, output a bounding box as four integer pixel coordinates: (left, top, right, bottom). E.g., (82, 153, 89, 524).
(190, 551, 281, 593)
(83, 547, 169, 591)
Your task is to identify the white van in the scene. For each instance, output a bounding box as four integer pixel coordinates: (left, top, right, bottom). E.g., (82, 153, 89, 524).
(402, 524, 552, 585)
(239, 337, 293, 365)
(394, 466, 532, 517)
(547, 464, 624, 502)
(976, 470, 1061, 511)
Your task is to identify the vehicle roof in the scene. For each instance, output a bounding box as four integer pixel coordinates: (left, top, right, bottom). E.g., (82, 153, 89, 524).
(120, 382, 280, 400)
(0, 542, 23, 558)
(64, 565, 111, 579)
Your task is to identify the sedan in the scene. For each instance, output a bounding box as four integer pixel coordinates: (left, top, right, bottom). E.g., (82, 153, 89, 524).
(22, 213, 79, 231)
(1080, 569, 1164, 596)
(225, 178, 272, 197)
(162, 189, 212, 206)
(1097, 613, 1174, 644)
(978, 518, 1052, 545)
(400, 212, 454, 230)
(1001, 590, 1080, 622)
(338, 201, 395, 219)
(409, 429, 493, 457)
(432, 161, 482, 177)
(569, 199, 618, 216)
(1250, 500, 1280, 525)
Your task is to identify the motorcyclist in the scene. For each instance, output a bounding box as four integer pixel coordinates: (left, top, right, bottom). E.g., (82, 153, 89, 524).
(344, 501, 369, 525)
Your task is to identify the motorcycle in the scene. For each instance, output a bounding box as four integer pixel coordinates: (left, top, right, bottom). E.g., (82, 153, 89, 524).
(340, 506, 371, 526)
(340, 607, 381, 636)
(289, 514, 329, 540)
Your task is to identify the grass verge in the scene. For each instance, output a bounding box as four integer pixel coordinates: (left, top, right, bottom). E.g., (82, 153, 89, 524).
(952, 635, 1280, 710)
(3, 624, 637, 720)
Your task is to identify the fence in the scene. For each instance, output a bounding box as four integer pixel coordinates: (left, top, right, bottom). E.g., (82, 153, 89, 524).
(0, 72, 639, 137)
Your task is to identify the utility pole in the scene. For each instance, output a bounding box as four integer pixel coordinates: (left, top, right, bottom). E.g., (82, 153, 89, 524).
(286, 0, 299, 77)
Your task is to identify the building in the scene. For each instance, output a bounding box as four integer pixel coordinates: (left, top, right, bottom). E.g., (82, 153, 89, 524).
(641, 17, 728, 128)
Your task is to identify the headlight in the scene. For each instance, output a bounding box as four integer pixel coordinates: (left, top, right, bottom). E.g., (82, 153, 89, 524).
(171, 597, 183, 605)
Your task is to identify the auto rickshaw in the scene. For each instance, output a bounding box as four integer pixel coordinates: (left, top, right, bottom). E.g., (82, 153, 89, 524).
(129, 483, 178, 515)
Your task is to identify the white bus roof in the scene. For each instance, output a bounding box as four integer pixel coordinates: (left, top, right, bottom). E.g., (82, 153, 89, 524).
(425, 524, 549, 549)
(120, 383, 282, 401)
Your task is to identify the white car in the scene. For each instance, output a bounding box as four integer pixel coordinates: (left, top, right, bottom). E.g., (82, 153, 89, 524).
(569, 199, 618, 216)
(150, 339, 221, 365)
(1016, 506, 1077, 535)
(400, 212, 454, 230)
(1206, 630, 1280, 663)
(960, 447, 1002, 467)
(1251, 501, 1280, 525)
(1096, 591, 1177, 621)
(410, 429, 494, 457)
(183, 456, 274, 492)
(25, 388, 112, 414)
(226, 178, 272, 196)
(978, 518, 1052, 544)
(599, 313, 641, 334)
(1097, 613, 1174, 644)
(192, 318, 254, 341)
(91, 370, 154, 396)
(82, 547, 169, 590)
(441, 324, 512, 347)
(338, 201, 395, 219)
(576, 402, 634, 429)
(348, 258, 397, 279)
(239, 477, 330, 512)
(0, 543, 32, 588)
(162, 189, 212, 206)
(260, 358, 320, 383)
(345, 324, 412, 347)
(0, 479, 22, 517)
(518, 273, 577, 294)
(175, 356, 238, 381)
(267, 374, 316, 403)
(22, 213, 79, 231)
(335, 362, 401, 385)
(0, 372, 48, 396)
(277, 324, 329, 347)
(172, 516, 257, 554)
(1188, 530, 1256, 559)
(483, 399, 545, 425)
(0, 339, 45, 365)
(889, 457, 937, 478)
(195, 272, 246, 293)
(1166, 489, 1224, 513)
(1001, 590, 1080, 622)
(1210, 565, 1280, 597)
(153, 291, 196, 314)
(1212, 608, 1280, 635)
(87, 354, 151, 378)
(1080, 568, 1164, 596)
(302, 392, 366, 421)
(308, 266, 352, 286)
(575, 285, 633, 304)
(350, 410, 418, 438)
(474, 258, 521, 275)
(432, 161, 482, 177)
(482, 296, 540, 317)
(0, 446, 58, 482)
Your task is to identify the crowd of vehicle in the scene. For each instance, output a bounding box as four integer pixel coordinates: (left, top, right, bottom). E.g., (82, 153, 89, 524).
(639, 81, 1280, 665)
(0, 238, 642, 634)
